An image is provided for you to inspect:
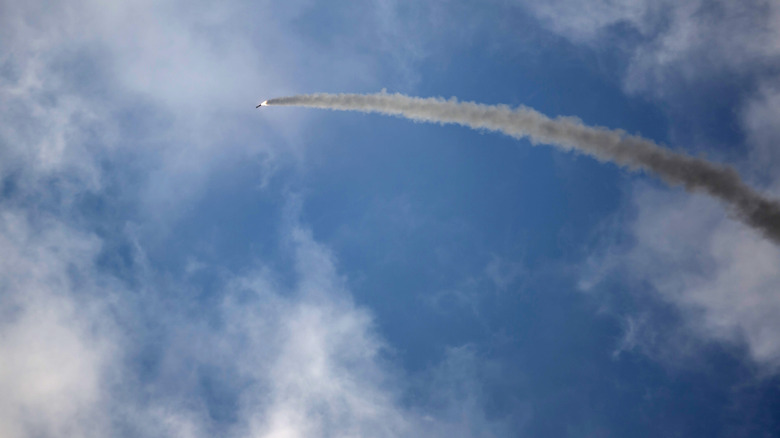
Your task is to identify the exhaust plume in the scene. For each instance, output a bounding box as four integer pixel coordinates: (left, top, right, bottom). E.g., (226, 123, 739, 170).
(266, 92, 780, 244)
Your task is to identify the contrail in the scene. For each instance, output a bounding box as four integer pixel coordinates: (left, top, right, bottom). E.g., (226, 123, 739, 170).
(265, 92, 780, 244)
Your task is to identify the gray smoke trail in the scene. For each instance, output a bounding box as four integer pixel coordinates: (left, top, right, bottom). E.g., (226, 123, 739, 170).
(266, 92, 780, 244)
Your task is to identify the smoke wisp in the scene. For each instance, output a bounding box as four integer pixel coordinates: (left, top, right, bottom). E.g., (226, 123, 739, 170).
(266, 92, 780, 244)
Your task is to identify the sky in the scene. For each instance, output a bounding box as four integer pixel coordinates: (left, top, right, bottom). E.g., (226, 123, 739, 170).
(1, 0, 780, 437)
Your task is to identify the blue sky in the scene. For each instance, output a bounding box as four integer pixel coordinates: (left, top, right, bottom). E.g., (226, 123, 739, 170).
(2, 0, 780, 436)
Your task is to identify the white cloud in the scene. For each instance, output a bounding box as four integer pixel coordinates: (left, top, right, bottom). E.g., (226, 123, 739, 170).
(522, 0, 654, 42)
(623, 1, 780, 97)
(583, 185, 780, 371)
(223, 222, 411, 438)
(0, 0, 428, 222)
(0, 199, 510, 437)
(222, 211, 515, 437)
(1, 1, 519, 435)
(0, 53, 111, 193)
(0, 210, 118, 438)
(742, 83, 780, 178)
(520, 0, 780, 98)
(519, 0, 780, 372)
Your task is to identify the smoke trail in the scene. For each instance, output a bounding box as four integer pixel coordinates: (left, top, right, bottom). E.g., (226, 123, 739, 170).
(266, 92, 780, 244)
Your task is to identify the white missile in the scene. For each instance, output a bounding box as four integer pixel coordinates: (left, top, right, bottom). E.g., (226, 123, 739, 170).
(256, 100, 268, 108)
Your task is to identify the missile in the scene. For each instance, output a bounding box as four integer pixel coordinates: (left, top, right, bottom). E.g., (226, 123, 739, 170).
(256, 100, 268, 108)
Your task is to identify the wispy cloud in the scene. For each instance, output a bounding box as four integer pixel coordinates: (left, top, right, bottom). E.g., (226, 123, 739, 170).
(583, 185, 780, 371)
(0, 210, 118, 438)
(520, 0, 780, 96)
(519, 0, 780, 372)
(0, 198, 511, 437)
(0, 1, 524, 435)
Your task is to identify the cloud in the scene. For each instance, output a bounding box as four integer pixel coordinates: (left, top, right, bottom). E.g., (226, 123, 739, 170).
(0, 197, 512, 437)
(521, 0, 780, 99)
(517, 0, 780, 372)
(522, 0, 654, 42)
(0, 44, 112, 193)
(223, 221, 411, 437)
(0, 0, 432, 222)
(1, 1, 525, 435)
(582, 184, 780, 371)
(223, 205, 515, 437)
(0, 210, 118, 438)
(410, 345, 526, 438)
(742, 83, 780, 177)
(485, 255, 526, 292)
